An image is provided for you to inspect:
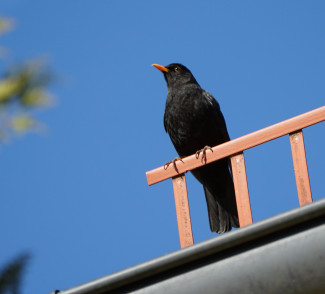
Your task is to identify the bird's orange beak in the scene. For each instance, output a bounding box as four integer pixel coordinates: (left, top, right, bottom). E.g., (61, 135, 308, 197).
(152, 64, 169, 72)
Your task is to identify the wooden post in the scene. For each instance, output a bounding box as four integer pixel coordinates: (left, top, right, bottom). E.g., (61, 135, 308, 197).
(172, 174, 194, 248)
(289, 130, 313, 206)
(230, 152, 253, 227)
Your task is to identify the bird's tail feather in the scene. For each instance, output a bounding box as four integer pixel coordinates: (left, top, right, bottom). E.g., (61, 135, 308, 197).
(203, 185, 238, 233)
(191, 159, 239, 233)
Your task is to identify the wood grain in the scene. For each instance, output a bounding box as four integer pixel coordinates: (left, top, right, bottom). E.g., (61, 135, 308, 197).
(290, 130, 313, 206)
(230, 153, 253, 227)
(172, 174, 193, 248)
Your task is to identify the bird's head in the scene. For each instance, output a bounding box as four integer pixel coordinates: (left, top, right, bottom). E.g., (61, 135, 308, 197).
(152, 63, 198, 88)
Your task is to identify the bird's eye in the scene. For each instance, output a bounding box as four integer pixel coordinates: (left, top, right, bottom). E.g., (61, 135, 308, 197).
(174, 67, 180, 72)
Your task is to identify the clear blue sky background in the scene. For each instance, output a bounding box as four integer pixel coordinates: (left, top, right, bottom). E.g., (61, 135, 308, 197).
(0, 1, 324, 293)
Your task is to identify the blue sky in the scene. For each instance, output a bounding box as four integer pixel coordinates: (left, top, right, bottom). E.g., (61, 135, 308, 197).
(0, 1, 324, 293)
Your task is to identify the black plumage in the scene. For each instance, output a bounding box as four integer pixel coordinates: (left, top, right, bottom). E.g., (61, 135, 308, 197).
(153, 63, 239, 233)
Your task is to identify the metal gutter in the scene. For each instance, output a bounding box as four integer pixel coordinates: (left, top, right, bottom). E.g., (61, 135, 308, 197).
(53, 198, 325, 294)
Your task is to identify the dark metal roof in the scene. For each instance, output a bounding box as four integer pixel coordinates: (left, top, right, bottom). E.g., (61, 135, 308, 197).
(53, 198, 325, 294)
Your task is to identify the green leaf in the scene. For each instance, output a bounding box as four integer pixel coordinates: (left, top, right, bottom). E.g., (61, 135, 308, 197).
(21, 88, 50, 106)
(0, 252, 30, 294)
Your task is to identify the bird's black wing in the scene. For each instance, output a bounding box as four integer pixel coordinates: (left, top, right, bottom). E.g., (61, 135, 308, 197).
(194, 90, 239, 233)
(201, 90, 231, 143)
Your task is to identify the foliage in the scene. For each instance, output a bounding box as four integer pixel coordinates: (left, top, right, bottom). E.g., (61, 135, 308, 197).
(0, 15, 53, 293)
(0, 17, 54, 143)
(0, 253, 30, 294)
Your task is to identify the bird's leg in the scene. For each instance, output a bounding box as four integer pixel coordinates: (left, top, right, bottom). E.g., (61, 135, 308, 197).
(195, 146, 213, 164)
(164, 157, 184, 173)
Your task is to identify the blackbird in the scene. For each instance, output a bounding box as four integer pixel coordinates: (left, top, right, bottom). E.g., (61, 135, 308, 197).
(153, 63, 239, 233)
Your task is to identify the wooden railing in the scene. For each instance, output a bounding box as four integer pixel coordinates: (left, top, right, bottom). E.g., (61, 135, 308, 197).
(146, 106, 325, 248)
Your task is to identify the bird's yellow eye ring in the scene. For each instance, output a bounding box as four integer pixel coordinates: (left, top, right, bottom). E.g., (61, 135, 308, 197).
(174, 67, 180, 72)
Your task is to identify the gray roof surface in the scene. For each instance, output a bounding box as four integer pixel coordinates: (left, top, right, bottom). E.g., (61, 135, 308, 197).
(53, 198, 325, 294)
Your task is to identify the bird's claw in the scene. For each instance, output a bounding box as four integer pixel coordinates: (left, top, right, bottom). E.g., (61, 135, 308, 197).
(164, 157, 184, 173)
(195, 146, 213, 164)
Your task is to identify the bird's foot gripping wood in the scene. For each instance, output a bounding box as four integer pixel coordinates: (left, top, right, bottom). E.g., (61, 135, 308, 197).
(164, 157, 184, 173)
(195, 146, 213, 164)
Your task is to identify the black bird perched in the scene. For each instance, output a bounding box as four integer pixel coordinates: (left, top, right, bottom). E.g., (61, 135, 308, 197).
(153, 63, 239, 233)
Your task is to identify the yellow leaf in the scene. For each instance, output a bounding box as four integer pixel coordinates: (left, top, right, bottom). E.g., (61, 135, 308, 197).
(0, 78, 20, 102)
(0, 17, 14, 35)
(11, 116, 36, 133)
